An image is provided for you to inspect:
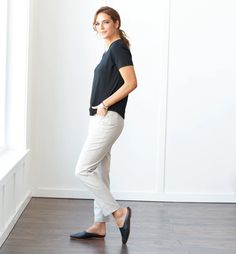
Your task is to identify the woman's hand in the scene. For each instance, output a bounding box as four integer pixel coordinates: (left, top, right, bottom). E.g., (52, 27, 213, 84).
(92, 102, 108, 116)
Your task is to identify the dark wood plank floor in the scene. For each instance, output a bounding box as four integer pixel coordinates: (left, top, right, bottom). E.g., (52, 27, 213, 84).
(1, 198, 236, 254)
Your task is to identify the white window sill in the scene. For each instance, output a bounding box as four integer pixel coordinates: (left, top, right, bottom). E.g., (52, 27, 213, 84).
(0, 149, 30, 183)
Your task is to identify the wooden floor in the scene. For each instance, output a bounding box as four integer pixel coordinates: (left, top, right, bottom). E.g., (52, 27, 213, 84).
(1, 198, 236, 254)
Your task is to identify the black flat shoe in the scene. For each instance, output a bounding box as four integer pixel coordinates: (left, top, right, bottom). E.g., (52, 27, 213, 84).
(119, 207, 132, 244)
(70, 231, 105, 239)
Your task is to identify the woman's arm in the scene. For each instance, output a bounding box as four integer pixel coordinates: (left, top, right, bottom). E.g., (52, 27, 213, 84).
(94, 65, 137, 115)
(103, 65, 137, 107)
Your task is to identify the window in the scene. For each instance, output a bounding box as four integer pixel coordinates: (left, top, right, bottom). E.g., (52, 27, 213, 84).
(0, 77, 6, 150)
(0, 0, 8, 151)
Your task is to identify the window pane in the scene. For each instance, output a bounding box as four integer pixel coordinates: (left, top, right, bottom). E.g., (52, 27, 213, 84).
(0, 0, 8, 149)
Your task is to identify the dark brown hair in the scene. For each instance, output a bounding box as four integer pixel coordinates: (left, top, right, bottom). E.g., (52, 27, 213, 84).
(93, 6, 130, 48)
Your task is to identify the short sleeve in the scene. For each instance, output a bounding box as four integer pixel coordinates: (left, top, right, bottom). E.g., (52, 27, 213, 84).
(110, 43, 133, 69)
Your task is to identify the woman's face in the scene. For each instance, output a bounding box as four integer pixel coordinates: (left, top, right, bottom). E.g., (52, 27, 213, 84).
(94, 12, 119, 40)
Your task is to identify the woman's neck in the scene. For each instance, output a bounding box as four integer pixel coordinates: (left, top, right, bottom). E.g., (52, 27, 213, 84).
(105, 36, 121, 48)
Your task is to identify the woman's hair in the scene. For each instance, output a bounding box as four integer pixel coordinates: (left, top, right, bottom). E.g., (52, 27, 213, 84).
(93, 6, 130, 48)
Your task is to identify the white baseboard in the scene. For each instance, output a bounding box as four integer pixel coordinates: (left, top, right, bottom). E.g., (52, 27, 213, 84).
(33, 187, 236, 203)
(0, 192, 32, 247)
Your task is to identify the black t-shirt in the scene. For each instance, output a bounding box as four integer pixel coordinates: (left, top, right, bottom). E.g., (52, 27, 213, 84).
(89, 39, 133, 119)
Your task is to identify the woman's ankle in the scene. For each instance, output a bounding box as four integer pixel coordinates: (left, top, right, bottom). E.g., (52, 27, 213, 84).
(113, 207, 127, 221)
(113, 208, 122, 218)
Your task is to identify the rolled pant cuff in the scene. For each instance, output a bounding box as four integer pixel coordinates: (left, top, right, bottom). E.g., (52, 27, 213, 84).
(94, 216, 110, 223)
(103, 204, 120, 217)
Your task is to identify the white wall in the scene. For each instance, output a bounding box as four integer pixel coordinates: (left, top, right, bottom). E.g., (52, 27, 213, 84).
(165, 0, 236, 199)
(29, 0, 236, 202)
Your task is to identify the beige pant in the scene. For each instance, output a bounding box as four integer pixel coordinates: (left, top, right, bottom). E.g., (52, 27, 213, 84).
(75, 111, 124, 222)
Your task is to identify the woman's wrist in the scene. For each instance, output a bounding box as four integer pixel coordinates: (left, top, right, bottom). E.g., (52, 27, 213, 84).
(102, 101, 109, 110)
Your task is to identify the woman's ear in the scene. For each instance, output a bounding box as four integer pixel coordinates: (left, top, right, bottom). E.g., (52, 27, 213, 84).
(115, 20, 119, 29)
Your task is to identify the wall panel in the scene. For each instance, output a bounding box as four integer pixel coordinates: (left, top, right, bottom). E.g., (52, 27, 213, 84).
(165, 0, 236, 195)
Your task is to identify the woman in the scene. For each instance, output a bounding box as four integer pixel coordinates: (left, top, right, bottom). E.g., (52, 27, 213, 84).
(70, 6, 137, 245)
